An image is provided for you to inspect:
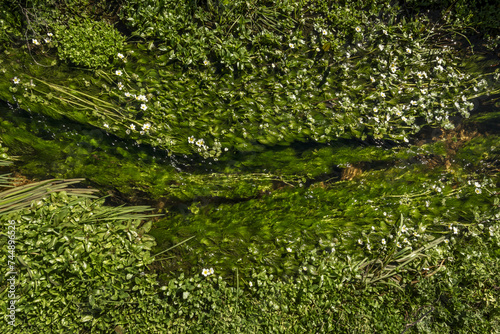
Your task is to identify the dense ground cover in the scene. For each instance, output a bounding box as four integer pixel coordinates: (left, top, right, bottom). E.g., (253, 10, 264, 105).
(0, 0, 499, 332)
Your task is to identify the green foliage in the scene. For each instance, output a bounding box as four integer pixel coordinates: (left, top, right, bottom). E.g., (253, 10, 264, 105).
(0, 180, 160, 332)
(401, 0, 500, 33)
(0, 0, 499, 332)
(1, 0, 498, 160)
(119, 0, 300, 69)
(0, 2, 23, 46)
(3, 0, 499, 158)
(53, 18, 124, 69)
(0, 140, 9, 161)
(152, 159, 498, 281)
(455, 135, 500, 167)
(0, 178, 97, 216)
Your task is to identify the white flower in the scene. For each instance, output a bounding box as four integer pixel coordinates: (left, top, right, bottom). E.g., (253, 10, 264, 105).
(410, 100, 417, 106)
(142, 122, 151, 131)
(396, 110, 402, 117)
(381, 239, 386, 245)
(44, 38, 51, 43)
(286, 247, 292, 252)
(358, 239, 363, 245)
(316, 47, 320, 52)
(475, 188, 482, 194)
(355, 26, 361, 33)
(373, 107, 378, 113)
(383, 30, 388, 35)
(13, 77, 20, 84)
(140, 104, 147, 111)
(322, 29, 327, 36)
(115, 70, 123, 76)
(406, 48, 411, 54)
(380, 92, 386, 98)
(129, 124, 135, 131)
(202, 269, 210, 277)
(124, 92, 131, 97)
(117, 53, 124, 59)
(453, 227, 458, 235)
(203, 60, 209, 66)
(249, 281, 253, 287)
(444, 239, 449, 244)
(289, 43, 295, 49)
(378, 44, 384, 51)
(401, 225, 408, 233)
(474, 182, 481, 188)
(196, 139, 205, 147)
(436, 187, 442, 193)
(396, 242, 402, 248)
(370, 76, 375, 83)
(136, 95, 148, 102)
(209, 268, 214, 275)
(103, 123, 109, 129)
(367, 244, 371, 250)
(188, 136, 195, 144)
(303, 266, 307, 271)
(32, 39, 40, 45)
(117, 82, 124, 90)
(47, 32, 53, 37)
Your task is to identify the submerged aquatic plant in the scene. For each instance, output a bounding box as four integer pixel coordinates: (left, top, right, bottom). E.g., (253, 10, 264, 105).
(3, 0, 499, 159)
